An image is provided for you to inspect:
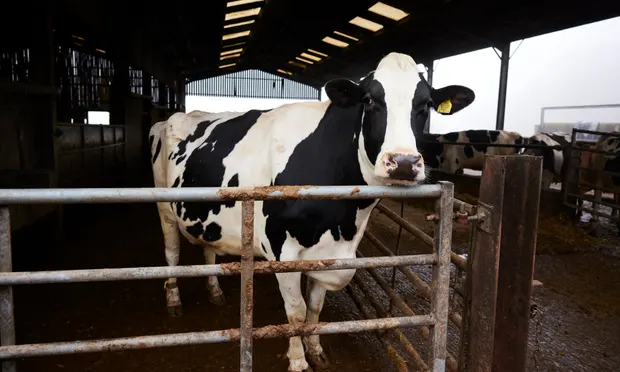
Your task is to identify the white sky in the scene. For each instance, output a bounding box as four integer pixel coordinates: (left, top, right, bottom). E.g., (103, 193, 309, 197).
(181, 16, 620, 138)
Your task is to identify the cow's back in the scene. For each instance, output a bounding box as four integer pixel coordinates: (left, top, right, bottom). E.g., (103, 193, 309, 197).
(148, 102, 334, 255)
(493, 130, 524, 155)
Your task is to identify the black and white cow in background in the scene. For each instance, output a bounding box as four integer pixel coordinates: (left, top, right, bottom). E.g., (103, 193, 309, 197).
(149, 52, 475, 371)
(418, 130, 525, 175)
(519, 131, 571, 189)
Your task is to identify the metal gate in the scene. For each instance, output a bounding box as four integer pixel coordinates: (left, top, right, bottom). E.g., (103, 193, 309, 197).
(563, 128, 620, 225)
(0, 183, 454, 372)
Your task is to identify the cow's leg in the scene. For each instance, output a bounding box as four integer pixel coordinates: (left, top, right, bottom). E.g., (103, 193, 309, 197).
(303, 276, 330, 370)
(541, 171, 553, 190)
(203, 246, 226, 306)
(157, 203, 183, 317)
(275, 271, 310, 372)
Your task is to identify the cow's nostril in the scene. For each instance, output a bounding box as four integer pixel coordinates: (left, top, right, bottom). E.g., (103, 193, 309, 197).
(410, 155, 421, 164)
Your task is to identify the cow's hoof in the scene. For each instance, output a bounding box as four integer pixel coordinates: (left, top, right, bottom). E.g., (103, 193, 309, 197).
(210, 294, 226, 306)
(308, 352, 331, 371)
(167, 304, 183, 317)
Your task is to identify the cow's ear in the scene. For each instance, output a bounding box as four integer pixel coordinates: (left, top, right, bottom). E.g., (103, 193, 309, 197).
(325, 78, 363, 107)
(430, 85, 475, 115)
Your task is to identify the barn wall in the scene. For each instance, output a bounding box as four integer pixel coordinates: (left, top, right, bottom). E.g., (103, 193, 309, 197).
(0, 88, 57, 231)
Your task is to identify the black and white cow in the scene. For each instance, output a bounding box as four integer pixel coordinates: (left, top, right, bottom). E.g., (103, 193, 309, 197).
(149, 52, 475, 371)
(419, 130, 525, 175)
(519, 132, 571, 189)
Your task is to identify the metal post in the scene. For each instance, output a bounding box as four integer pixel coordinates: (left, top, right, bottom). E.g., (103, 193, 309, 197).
(430, 181, 454, 371)
(239, 201, 255, 371)
(495, 43, 510, 131)
(492, 155, 542, 372)
(0, 208, 16, 372)
(424, 61, 434, 133)
(562, 129, 580, 218)
(463, 155, 505, 372)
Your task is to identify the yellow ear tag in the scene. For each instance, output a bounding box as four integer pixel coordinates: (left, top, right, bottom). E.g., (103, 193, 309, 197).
(437, 100, 452, 114)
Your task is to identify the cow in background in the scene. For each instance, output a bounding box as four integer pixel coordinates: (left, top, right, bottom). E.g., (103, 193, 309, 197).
(520, 132, 571, 190)
(419, 130, 525, 175)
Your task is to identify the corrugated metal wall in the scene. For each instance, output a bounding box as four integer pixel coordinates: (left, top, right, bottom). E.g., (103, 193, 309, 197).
(186, 69, 319, 100)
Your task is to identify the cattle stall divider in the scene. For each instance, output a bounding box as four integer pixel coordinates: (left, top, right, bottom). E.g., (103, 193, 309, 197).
(563, 128, 620, 227)
(0, 183, 454, 372)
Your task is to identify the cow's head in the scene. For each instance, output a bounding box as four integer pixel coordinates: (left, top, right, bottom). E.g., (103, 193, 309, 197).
(325, 52, 475, 185)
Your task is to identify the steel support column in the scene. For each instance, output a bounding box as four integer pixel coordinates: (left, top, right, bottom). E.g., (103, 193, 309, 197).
(495, 44, 510, 131)
(424, 61, 434, 133)
(176, 77, 186, 112)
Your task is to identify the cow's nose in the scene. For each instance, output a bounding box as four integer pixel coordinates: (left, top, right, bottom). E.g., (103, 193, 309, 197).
(384, 153, 423, 180)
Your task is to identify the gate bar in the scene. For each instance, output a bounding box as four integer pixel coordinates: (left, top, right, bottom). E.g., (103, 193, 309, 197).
(350, 275, 429, 372)
(0, 185, 442, 204)
(364, 231, 463, 330)
(429, 181, 454, 371)
(375, 204, 466, 270)
(345, 285, 409, 372)
(0, 316, 434, 360)
(240, 201, 254, 371)
(0, 255, 436, 286)
(0, 208, 15, 372)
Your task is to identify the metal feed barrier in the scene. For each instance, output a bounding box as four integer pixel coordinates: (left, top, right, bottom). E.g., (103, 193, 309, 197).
(0, 183, 455, 372)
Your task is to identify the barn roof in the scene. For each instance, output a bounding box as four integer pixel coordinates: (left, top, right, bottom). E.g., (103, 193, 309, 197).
(8, 0, 620, 89)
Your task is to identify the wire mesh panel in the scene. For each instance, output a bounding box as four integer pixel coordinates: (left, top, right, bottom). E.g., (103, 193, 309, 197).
(0, 48, 31, 83)
(55, 47, 114, 110)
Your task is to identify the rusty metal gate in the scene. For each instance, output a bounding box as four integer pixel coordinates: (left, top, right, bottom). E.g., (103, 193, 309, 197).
(0, 183, 455, 372)
(363, 155, 542, 372)
(563, 128, 620, 227)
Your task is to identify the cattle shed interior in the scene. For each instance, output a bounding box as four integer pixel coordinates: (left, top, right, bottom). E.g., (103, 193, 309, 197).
(1, 0, 620, 371)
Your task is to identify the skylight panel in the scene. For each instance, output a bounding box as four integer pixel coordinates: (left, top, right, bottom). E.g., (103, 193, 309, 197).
(222, 30, 251, 40)
(296, 56, 314, 64)
(333, 31, 358, 41)
(223, 41, 246, 48)
(225, 7, 261, 21)
(227, 0, 263, 7)
(368, 2, 409, 21)
(221, 48, 243, 56)
(322, 36, 349, 48)
(307, 49, 328, 57)
(349, 16, 383, 32)
(277, 69, 293, 76)
(220, 53, 241, 60)
(289, 61, 307, 69)
(224, 20, 255, 29)
(300, 52, 321, 62)
(220, 63, 236, 69)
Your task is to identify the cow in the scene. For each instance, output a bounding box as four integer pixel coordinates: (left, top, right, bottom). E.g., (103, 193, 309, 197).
(418, 130, 525, 175)
(576, 132, 620, 233)
(149, 52, 475, 371)
(519, 132, 571, 189)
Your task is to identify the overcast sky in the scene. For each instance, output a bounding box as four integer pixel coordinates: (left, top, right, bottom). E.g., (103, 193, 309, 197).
(186, 16, 620, 138)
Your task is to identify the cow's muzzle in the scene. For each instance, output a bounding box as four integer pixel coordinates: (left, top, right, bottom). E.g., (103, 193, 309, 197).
(381, 152, 424, 181)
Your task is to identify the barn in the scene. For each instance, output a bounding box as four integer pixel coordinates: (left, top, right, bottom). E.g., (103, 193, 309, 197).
(1, 1, 619, 371)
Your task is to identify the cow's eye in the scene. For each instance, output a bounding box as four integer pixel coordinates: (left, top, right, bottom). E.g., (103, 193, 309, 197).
(426, 99, 434, 108)
(362, 95, 373, 105)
